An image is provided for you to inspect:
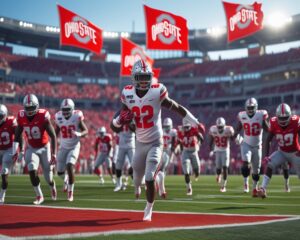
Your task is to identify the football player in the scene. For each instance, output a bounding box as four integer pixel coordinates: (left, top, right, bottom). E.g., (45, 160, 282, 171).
(13, 94, 57, 205)
(55, 99, 88, 201)
(179, 119, 204, 196)
(155, 117, 177, 198)
(111, 59, 202, 221)
(0, 104, 23, 204)
(94, 126, 116, 184)
(113, 123, 135, 192)
(258, 103, 300, 198)
(208, 117, 234, 192)
(234, 98, 269, 196)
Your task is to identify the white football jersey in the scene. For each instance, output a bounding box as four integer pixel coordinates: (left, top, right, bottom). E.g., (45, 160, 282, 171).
(209, 125, 234, 152)
(237, 110, 268, 147)
(163, 128, 177, 151)
(119, 124, 135, 149)
(121, 83, 168, 143)
(55, 110, 84, 149)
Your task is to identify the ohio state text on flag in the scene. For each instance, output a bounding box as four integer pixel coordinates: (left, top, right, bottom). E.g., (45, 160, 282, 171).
(223, 1, 263, 43)
(120, 37, 154, 77)
(144, 5, 189, 51)
(57, 5, 103, 54)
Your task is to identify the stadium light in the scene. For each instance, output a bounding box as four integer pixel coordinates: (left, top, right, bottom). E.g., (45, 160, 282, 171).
(266, 12, 293, 28)
(0, 17, 4, 22)
(206, 27, 226, 38)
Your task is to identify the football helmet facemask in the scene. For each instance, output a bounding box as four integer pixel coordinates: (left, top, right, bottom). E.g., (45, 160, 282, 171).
(97, 126, 106, 138)
(276, 103, 292, 127)
(216, 117, 226, 133)
(131, 59, 153, 91)
(245, 98, 258, 116)
(23, 94, 39, 117)
(61, 98, 75, 119)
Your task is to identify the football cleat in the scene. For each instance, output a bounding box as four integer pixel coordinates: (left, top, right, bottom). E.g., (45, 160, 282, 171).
(220, 186, 227, 193)
(114, 184, 122, 192)
(112, 177, 116, 185)
(99, 177, 105, 185)
(0, 198, 4, 205)
(186, 188, 193, 196)
(285, 184, 291, 193)
(33, 196, 44, 205)
(257, 187, 267, 199)
(160, 192, 167, 199)
(67, 191, 74, 202)
(143, 204, 153, 222)
(252, 188, 258, 197)
(244, 183, 249, 193)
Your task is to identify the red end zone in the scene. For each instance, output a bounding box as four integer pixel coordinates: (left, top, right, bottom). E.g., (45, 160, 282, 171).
(0, 205, 292, 238)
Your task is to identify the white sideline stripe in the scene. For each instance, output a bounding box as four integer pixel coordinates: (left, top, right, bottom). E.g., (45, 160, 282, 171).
(5, 204, 300, 217)
(2, 216, 300, 240)
(6, 195, 300, 207)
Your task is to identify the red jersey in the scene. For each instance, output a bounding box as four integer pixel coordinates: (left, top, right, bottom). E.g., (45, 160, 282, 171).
(179, 127, 200, 150)
(0, 116, 17, 150)
(17, 109, 50, 148)
(95, 133, 112, 154)
(269, 115, 300, 152)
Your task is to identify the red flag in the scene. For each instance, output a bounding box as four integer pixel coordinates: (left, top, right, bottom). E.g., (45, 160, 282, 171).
(57, 5, 103, 54)
(144, 5, 189, 51)
(223, 1, 264, 43)
(120, 37, 154, 77)
(152, 68, 161, 84)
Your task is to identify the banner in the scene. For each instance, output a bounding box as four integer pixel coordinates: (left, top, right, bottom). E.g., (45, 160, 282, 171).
(144, 5, 189, 51)
(152, 68, 161, 84)
(223, 1, 263, 43)
(120, 37, 154, 77)
(57, 5, 103, 54)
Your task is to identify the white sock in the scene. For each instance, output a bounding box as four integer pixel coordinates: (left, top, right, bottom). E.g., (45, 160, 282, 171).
(186, 182, 192, 189)
(244, 177, 249, 185)
(117, 177, 122, 186)
(0, 189, 6, 200)
(68, 183, 74, 192)
(261, 175, 270, 189)
(146, 201, 154, 209)
(285, 178, 289, 185)
(50, 181, 56, 190)
(223, 180, 227, 187)
(253, 181, 258, 190)
(33, 184, 43, 197)
(160, 172, 165, 193)
(64, 174, 69, 183)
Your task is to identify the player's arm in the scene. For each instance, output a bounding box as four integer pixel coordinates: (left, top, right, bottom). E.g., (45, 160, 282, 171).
(12, 125, 24, 160)
(128, 121, 136, 132)
(208, 134, 214, 152)
(161, 97, 199, 126)
(171, 135, 176, 153)
(94, 138, 99, 157)
(263, 132, 274, 158)
(233, 121, 242, 139)
(262, 118, 270, 132)
(107, 138, 113, 157)
(45, 121, 57, 157)
(55, 125, 60, 136)
(78, 120, 88, 137)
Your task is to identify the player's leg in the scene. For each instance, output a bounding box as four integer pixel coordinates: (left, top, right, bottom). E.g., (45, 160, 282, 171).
(258, 150, 286, 198)
(0, 150, 13, 204)
(126, 148, 135, 183)
(291, 152, 300, 180)
(251, 146, 262, 197)
(65, 144, 80, 201)
(282, 161, 290, 192)
(94, 154, 105, 184)
(181, 150, 192, 195)
(215, 152, 222, 184)
(132, 141, 147, 199)
(220, 151, 229, 192)
(240, 142, 252, 193)
(40, 144, 56, 201)
(26, 147, 44, 204)
(144, 139, 163, 221)
(56, 148, 68, 192)
(156, 151, 169, 198)
(115, 148, 126, 192)
(105, 154, 116, 184)
(190, 151, 200, 181)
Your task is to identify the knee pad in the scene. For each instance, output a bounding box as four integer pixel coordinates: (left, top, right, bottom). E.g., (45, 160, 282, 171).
(252, 173, 260, 182)
(241, 165, 250, 178)
(57, 171, 65, 176)
(128, 167, 133, 176)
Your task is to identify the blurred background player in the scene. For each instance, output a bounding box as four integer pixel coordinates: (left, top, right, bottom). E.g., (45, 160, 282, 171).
(155, 117, 177, 198)
(0, 104, 23, 204)
(114, 123, 135, 192)
(234, 98, 269, 197)
(179, 119, 204, 196)
(13, 94, 57, 205)
(208, 117, 234, 192)
(55, 98, 88, 202)
(111, 59, 202, 221)
(94, 126, 116, 184)
(258, 103, 300, 198)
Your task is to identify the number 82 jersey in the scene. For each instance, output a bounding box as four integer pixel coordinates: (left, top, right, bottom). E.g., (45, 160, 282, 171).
(121, 83, 168, 143)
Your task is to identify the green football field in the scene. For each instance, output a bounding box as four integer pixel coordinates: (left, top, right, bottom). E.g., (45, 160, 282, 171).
(4, 174, 300, 240)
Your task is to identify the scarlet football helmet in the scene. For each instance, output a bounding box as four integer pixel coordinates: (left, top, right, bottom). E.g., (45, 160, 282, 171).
(163, 118, 173, 132)
(245, 98, 258, 116)
(216, 117, 226, 132)
(23, 94, 39, 117)
(276, 103, 292, 127)
(0, 104, 8, 124)
(61, 98, 75, 119)
(131, 59, 153, 90)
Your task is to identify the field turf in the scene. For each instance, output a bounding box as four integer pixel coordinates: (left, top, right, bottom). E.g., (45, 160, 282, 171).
(3, 174, 300, 239)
